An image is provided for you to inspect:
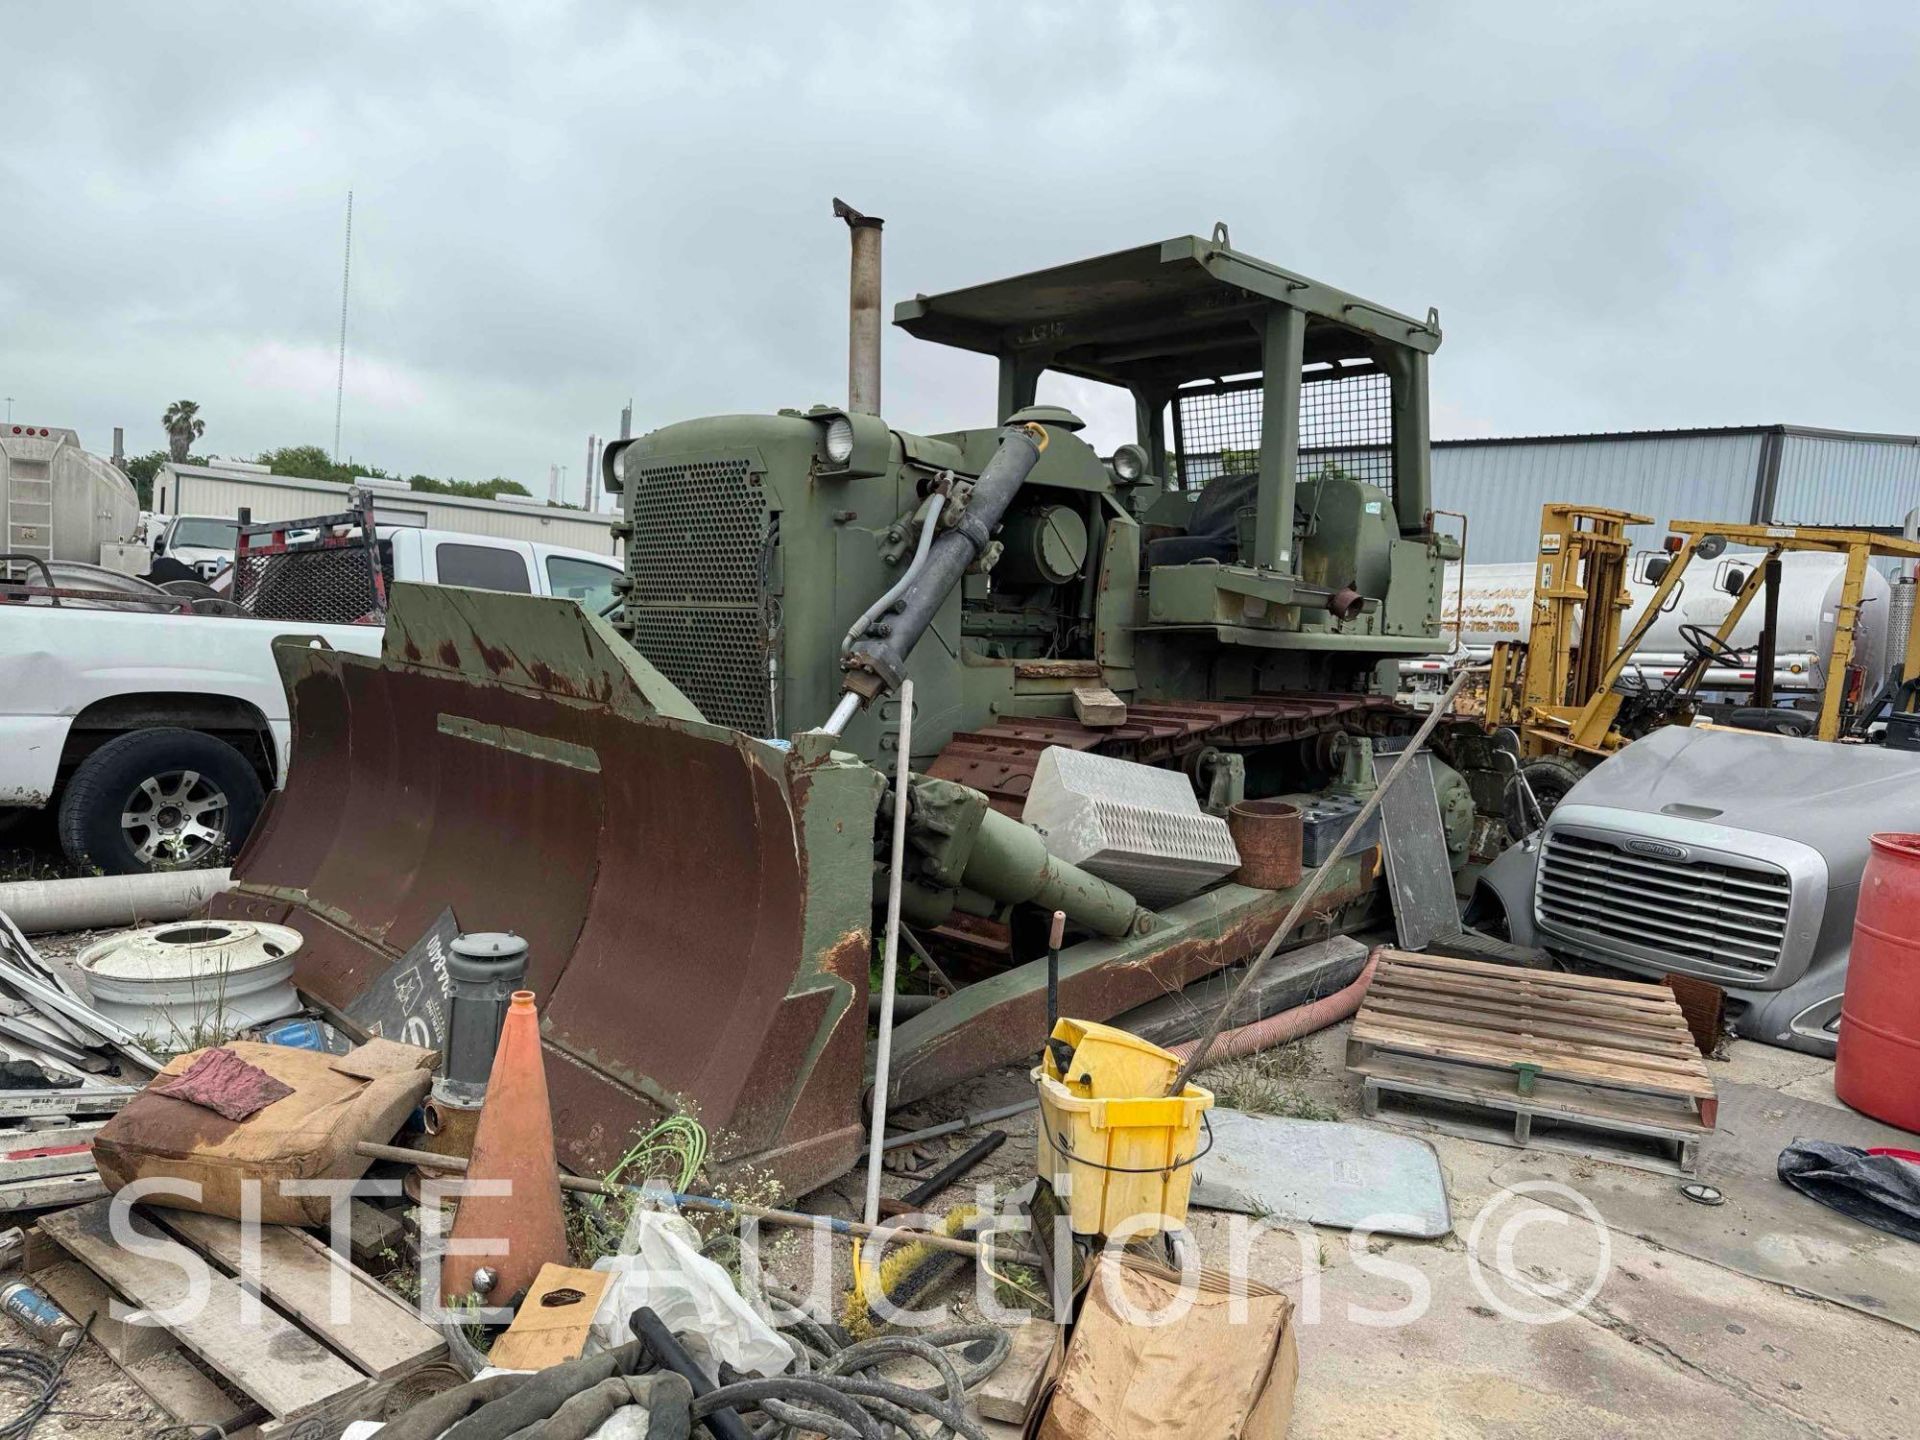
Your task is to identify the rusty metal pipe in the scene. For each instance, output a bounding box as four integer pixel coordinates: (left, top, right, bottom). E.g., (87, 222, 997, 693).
(1226, 800, 1303, 890)
(0, 867, 232, 936)
(835, 198, 883, 415)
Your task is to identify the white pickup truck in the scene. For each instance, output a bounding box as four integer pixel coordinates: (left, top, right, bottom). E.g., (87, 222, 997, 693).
(1, 528, 623, 873)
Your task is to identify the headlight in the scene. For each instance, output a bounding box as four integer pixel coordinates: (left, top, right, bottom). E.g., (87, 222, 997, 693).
(1110, 444, 1148, 483)
(824, 415, 856, 465)
(602, 439, 633, 493)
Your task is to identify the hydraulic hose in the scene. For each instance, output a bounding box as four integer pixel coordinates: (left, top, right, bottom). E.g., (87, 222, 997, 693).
(711, 1322, 1008, 1440)
(841, 493, 946, 655)
(839, 423, 1047, 706)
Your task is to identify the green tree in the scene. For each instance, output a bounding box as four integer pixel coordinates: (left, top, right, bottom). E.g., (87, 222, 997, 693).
(252, 449, 530, 500)
(123, 448, 205, 507)
(406, 474, 531, 500)
(162, 400, 205, 463)
(122, 451, 167, 507)
(253, 445, 377, 484)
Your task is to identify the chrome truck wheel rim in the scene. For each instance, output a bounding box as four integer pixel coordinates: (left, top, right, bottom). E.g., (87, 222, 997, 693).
(120, 769, 231, 865)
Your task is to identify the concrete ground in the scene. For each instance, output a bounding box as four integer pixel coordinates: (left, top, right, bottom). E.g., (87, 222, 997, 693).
(1273, 1028, 1915, 1439)
(851, 1024, 1918, 1440)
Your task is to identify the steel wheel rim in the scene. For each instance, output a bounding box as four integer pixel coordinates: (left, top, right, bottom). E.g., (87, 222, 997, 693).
(119, 768, 230, 865)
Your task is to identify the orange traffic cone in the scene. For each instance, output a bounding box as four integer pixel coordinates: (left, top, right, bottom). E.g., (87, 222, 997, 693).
(439, 990, 571, 1305)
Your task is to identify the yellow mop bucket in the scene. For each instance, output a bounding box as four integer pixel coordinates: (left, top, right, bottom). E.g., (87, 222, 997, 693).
(1034, 1019, 1214, 1236)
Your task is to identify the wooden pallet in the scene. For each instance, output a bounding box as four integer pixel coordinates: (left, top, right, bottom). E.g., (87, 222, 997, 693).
(1348, 950, 1717, 1172)
(36, 1198, 446, 1440)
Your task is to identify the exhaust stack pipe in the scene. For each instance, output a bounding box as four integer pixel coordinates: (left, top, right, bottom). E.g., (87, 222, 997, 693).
(834, 198, 884, 414)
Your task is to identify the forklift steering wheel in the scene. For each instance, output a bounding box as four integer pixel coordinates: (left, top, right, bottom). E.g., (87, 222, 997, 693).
(1678, 622, 1746, 668)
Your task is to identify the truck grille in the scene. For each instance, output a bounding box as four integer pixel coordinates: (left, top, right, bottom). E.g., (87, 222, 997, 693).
(623, 456, 776, 736)
(1537, 829, 1792, 980)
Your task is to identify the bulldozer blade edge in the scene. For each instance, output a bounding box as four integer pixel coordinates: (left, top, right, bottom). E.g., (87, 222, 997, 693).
(214, 584, 885, 1196)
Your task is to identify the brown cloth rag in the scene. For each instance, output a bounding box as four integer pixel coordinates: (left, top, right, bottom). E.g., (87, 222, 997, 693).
(149, 1046, 295, 1121)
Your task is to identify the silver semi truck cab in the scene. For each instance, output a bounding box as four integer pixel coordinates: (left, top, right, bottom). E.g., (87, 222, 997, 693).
(1528, 725, 1920, 1055)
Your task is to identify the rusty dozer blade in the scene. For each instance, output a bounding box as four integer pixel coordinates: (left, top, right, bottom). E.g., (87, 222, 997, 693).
(214, 584, 884, 1196)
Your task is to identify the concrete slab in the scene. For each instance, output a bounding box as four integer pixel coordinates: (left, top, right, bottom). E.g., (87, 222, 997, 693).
(1283, 1211, 1917, 1439)
(813, 1015, 1917, 1436)
(1202, 1021, 1919, 1436)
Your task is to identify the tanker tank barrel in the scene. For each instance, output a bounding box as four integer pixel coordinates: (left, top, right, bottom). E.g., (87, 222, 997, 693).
(828, 421, 1049, 724)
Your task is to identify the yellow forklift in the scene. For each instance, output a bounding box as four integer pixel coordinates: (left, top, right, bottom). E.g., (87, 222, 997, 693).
(1485, 505, 1920, 835)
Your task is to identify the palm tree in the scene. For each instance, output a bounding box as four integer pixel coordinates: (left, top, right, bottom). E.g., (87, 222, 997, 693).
(162, 400, 205, 463)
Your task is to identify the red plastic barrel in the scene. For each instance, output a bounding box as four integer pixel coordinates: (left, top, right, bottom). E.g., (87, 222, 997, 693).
(1835, 832, 1920, 1133)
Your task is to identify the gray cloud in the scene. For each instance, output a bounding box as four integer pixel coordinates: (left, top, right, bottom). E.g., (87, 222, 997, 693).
(4, 1, 1915, 490)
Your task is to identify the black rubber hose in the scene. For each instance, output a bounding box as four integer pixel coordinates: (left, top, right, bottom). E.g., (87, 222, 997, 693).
(0, 1342, 74, 1440)
(899, 1132, 1008, 1208)
(717, 1324, 1009, 1440)
(831, 1324, 1011, 1393)
(697, 1377, 881, 1440)
(629, 1306, 754, 1440)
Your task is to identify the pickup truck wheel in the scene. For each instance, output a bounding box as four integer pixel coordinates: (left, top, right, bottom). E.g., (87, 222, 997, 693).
(56, 728, 265, 874)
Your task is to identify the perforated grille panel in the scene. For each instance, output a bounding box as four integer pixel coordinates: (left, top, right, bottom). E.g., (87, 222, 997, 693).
(623, 456, 777, 735)
(233, 545, 384, 624)
(1021, 747, 1240, 908)
(1172, 365, 1394, 494)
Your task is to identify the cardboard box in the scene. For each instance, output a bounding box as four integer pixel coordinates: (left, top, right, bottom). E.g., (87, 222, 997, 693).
(1037, 1254, 1297, 1440)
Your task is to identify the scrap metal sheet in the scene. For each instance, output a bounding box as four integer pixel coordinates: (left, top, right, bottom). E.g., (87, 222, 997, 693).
(1192, 1108, 1452, 1238)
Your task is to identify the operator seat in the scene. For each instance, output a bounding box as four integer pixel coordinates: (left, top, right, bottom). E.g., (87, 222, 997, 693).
(1145, 470, 1257, 567)
(1726, 707, 1817, 737)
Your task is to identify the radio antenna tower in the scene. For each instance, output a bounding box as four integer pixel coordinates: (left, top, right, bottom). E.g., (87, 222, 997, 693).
(333, 190, 353, 460)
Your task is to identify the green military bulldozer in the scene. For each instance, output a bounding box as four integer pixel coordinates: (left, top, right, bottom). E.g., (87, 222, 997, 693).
(216, 214, 1469, 1195)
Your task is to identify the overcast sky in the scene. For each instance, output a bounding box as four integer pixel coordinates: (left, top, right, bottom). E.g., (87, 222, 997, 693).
(5, 2, 1915, 496)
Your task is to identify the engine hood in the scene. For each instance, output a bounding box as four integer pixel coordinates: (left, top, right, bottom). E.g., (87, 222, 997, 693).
(1564, 726, 1920, 848)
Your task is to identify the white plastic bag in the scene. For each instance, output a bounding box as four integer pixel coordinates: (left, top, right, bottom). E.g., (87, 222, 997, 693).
(590, 1210, 795, 1378)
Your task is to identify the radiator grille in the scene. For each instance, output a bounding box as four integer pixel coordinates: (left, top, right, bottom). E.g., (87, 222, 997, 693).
(1537, 829, 1792, 980)
(623, 456, 776, 735)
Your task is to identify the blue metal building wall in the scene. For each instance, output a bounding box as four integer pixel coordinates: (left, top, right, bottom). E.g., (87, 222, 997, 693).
(1430, 430, 1765, 564)
(1187, 424, 1915, 567)
(1768, 430, 1920, 530)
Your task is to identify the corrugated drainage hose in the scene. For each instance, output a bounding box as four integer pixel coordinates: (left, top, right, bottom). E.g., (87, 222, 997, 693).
(1168, 954, 1379, 1067)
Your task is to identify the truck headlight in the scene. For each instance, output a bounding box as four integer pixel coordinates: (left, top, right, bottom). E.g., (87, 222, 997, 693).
(1111, 444, 1149, 483)
(807, 406, 890, 477)
(601, 439, 635, 494)
(824, 415, 856, 465)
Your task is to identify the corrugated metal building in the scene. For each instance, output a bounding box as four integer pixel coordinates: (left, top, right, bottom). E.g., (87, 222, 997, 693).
(154, 462, 620, 555)
(1431, 424, 1920, 564)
